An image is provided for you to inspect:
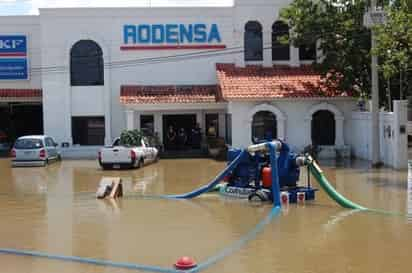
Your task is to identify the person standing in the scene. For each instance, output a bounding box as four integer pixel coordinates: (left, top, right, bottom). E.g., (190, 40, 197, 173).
(207, 121, 217, 138)
(166, 125, 176, 150)
(191, 123, 202, 149)
(177, 128, 187, 150)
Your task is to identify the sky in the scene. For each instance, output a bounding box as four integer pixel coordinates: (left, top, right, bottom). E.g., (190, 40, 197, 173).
(0, 0, 234, 15)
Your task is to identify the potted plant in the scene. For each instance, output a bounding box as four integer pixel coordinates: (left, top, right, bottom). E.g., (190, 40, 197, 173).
(119, 129, 143, 146)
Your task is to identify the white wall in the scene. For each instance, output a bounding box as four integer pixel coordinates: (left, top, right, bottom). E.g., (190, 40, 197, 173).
(348, 100, 408, 169)
(228, 98, 357, 152)
(71, 86, 105, 116)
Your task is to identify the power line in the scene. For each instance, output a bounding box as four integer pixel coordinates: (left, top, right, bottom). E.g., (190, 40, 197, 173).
(23, 28, 371, 75)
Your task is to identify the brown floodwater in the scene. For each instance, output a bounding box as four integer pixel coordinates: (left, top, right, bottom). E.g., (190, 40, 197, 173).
(0, 157, 411, 273)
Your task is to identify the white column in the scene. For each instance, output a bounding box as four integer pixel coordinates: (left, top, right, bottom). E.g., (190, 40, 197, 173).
(245, 116, 253, 147)
(393, 100, 408, 169)
(196, 112, 202, 125)
(335, 116, 345, 146)
(290, 46, 299, 67)
(290, 27, 300, 67)
(136, 112, 141, 131)
(263, 26, 272, 67)
(103, 47, 112, 146)
(154, 113, 163, 145)
(303, 117, 312, 146)
(103, 86, 112, 146)
(125, 110, 135, 130)
(228, 104, 248, 148)
(218, 112, 226, 139)
(316, 39, 324, 64)
(198, 111, 206, 138)
(234, 29, 245, 67)
(277, 117, 286, 141)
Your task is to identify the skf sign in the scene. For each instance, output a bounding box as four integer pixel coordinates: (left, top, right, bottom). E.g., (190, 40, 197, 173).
(0, 36, 27, 54)
(121, 24, 226, 50)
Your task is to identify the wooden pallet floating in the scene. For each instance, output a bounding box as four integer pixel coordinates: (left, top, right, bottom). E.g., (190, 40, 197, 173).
(96, 177, 123, 199)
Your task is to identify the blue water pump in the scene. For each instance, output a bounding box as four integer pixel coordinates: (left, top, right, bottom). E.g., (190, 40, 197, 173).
(222, 140, 316, 203)
(226, 141, 300, 189)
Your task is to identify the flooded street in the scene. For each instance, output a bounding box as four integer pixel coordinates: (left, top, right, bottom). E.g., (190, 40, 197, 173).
(0, 158, 411, 273)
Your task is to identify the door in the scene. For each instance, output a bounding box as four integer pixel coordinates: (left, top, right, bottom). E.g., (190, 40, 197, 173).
(163, 114, 196, 151)
(311, 110, 335, 145)
(45, 137, 57, 158)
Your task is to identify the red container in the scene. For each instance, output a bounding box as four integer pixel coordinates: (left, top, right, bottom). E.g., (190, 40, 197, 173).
(261, 167, 272, 188)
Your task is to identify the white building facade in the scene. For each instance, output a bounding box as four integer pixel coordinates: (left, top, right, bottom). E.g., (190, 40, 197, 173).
(0, 0, 357, 154)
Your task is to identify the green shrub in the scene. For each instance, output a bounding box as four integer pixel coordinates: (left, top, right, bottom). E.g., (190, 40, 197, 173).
(119, 129, 143, 146)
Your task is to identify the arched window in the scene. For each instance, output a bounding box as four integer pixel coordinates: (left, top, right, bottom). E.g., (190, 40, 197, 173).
(70, 40, 104, 86)
(272, 21, 290, 61)
(311, 110, 335, 145)
(244, 21, 263, 61)
(252, 111, 277, 143)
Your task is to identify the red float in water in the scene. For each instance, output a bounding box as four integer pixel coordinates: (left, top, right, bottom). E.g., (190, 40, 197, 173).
(174, 256, 197, 270)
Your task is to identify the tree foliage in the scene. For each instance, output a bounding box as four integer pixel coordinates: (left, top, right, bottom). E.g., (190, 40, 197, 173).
(374, 0, 412, 99)
(280, 0, 371, 96)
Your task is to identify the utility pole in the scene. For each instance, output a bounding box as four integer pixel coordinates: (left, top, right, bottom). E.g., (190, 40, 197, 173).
(364, 0, 386, 167)
(387, 78, 392, 112)
(400, 67, 404, 100)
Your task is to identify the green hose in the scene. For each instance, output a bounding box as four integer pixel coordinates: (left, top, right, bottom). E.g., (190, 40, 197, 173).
(308, 161, 366, 210)
(308, 160, 405, 216)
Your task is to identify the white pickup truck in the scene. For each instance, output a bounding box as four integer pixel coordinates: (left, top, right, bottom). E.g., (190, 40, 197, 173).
(98, 137, 159, 170)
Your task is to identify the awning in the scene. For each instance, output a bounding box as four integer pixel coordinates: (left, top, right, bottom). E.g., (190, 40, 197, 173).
(0, 89, 42, 102)
(120, 85, 223, 104)
(216, 63, 351, 101)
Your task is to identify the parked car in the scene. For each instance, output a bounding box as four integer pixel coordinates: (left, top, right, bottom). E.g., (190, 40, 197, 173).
(98, 137, 159, 170)
(11, 135, 61, 167)
(0, 131, 11, 155)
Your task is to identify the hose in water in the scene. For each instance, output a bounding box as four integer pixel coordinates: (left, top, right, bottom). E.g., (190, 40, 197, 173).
(307, 160, 404, 216)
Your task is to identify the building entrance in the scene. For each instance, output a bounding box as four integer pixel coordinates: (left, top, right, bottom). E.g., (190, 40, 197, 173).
(163, 114, 199, 151)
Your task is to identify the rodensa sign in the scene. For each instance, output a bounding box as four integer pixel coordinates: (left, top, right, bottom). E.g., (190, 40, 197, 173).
(121, 24, 226, 50)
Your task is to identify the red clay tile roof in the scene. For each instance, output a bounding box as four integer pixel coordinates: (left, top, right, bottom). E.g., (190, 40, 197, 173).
(0, 89, 42, 98)
(120, 85, 222, 104)
(216, 63, 350, 100)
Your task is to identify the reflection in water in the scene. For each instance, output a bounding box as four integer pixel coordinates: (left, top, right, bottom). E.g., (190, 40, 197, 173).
(322, 209, 363, 233)
(0, 158, 411, 273)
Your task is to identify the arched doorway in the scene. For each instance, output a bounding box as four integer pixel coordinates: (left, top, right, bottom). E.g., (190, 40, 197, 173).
(252, 111, 277, 143)
(311, 110, 335, 145)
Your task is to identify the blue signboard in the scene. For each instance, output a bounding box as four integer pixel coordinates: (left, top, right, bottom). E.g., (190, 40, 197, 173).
(0, 59, 28, 80)
(0, 35, 28, 80)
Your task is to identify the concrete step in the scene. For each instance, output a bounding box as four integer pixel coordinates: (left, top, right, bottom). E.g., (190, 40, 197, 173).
(159, 149, 209, 159)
